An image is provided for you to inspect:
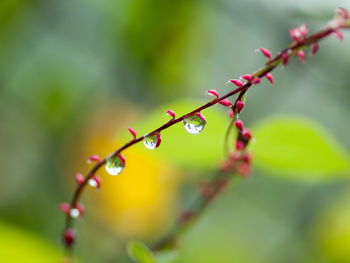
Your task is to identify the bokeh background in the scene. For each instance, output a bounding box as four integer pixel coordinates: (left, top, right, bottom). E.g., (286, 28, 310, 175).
(0, 0, 350, 262)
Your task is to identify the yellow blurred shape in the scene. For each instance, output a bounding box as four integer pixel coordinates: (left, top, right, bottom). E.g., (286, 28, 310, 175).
(97, 146, 180, 238)
(313, 189, 350, 262)
(0, 221, 61, 263)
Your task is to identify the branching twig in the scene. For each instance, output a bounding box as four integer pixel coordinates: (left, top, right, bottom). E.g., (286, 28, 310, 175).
(60, 10, 350, 259)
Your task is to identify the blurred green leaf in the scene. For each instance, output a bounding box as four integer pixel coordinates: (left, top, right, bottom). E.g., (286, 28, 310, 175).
(0, 221, 61, 263)
(251, 115, 349, 181)
(127, 241, 155, 263)
(154, 250, 180, 263)
(132, 99, 229, 170)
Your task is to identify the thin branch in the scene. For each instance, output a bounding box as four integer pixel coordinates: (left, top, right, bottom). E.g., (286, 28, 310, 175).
(61, 18, 350, 257)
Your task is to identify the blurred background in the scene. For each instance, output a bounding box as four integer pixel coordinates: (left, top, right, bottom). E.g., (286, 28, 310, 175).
(0, 0, 350, 262)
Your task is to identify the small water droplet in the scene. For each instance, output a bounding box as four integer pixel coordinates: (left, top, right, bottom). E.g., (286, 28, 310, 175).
(183, 113, 206, 134)
(88, 178, 98, 187)
(105, 155, 125, 176)
(70, 208, 80, 218)
(143, 132, 161, 150)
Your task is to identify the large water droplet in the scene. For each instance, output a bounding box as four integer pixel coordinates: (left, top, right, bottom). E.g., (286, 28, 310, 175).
(183, 113, 206, 134)
(143, 132, 161, 150)
(70, 208, 80, 218)
(105, 155, 125, 176)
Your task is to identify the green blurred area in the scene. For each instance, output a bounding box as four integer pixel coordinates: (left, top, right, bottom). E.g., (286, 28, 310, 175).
(0, 0, 350, 262)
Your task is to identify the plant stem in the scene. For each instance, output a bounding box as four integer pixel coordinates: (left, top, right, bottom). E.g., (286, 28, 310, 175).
(62, 20, 350, 257)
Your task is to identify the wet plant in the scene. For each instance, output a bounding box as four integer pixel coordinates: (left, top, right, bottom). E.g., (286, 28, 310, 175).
(60, 8, 350, 262)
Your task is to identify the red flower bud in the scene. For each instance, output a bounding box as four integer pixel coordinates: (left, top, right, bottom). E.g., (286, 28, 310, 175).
(297, 50, 305, 63)
(234, 119, 244, 131)
(243, 152, 253, 163)
(265, 73, 274, 85)
(242, 129, 252, 140)
(127, 127, 137, 140)
(75, 173, 85, 185)
(237, 163, 251, 177)
(87, 155, 101, 164)
(206, 89, 219, 98)
(63, 229, 75, 247)
(218, 99, 232, 107)
(228, 109, 234, 119)
(311, 42, 319, 55)
(241, 74, 253, 82)
(299, 24, 308, 37)
(235, 140, 245, 151)
(289, 27, 301, 42)
(334, 30, 343, 41)
(118, 153, 126, 166)
(229, 79, 243, 87)
(59, 203, 71, 214)
(282, 53, 289, 66)
(155, 132, 162, 148)
(196, 112, 207, 124)
(166, 110, 176, 119)
(259, 47, 272, 60)
(236, 100, 245, 114)
(337, 7, 349, 20)
(252, 77, 261, 85)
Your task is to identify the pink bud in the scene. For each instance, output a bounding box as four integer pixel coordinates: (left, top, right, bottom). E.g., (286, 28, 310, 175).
(311, 42, 319, 55)
(252, 77, 261, 85)
(227, 109, 234, 119)
(265, 73, 274, 85)
(289, 27, 301, 42)
(243, 152, 252, 163)
(259, 47, 272, 60)
(166, 110, 176, 119)
(229, 79, 243, 87)
(235, 140, 245, 151)
(297, 50, 305, 63)
(237, 163, 251, 177)
(334, 30, 343, 41)
(155, 132, 162, 148)
(63, 229, 75, 247)
(89, 175, 101, 189)
(87, 155, 101, 164)
(236, 100, 244, 114)
(337, 7, 349, 20)
(206, 89, 219, 98)
(242, 129, 252, 140)
(75, 173, 85, 185)
(218, 99, 232, 107)
(241, 74, 253, 82)
(234, 119, 244, 131)
(299, 24, 308, 37)
(282, 53, 289, 66)
(196, 112, 207, 124)
(118, 153, 126, 166)
(59, 203, 71, 214)
(127, 127, 137, 139)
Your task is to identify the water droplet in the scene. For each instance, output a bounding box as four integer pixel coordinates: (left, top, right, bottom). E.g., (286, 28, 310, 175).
(70, 208, 80, 218)
(183, 113, 206, 134)
(88, 178, 98, 187)
(143, 132, 161, 150)
(105, 155, 125, 176)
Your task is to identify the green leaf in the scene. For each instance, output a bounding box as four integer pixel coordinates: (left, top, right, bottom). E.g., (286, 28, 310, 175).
(127, 241, 155, 263)
(251, 115, 349, 181)
(132, 99, 229, 170)
(0, 221, 61, 263)
(154, 250, 180, 263)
